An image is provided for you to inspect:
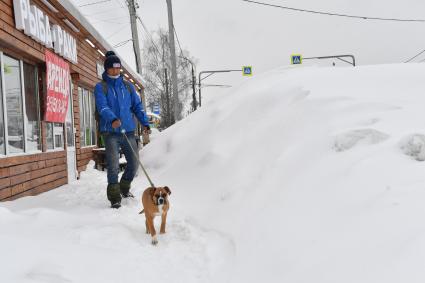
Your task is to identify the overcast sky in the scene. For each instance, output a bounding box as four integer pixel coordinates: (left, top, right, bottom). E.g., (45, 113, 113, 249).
(73, 0, 425, 99)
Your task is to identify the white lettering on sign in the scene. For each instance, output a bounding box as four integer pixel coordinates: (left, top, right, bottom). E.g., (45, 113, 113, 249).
(13, 0, 27, 30)
(96, 62, 104, 79)
(46, 95, 68, 115)
(46, 61, 70, 96)
(45, 50, 70, 123)
(13, 0, 78, 64)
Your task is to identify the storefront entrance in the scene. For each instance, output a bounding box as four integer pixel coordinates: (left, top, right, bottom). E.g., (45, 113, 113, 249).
(66, 85, 77, 182)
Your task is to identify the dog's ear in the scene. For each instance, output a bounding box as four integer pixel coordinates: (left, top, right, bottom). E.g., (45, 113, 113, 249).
(149, 187, 155, 196)
(164, 186, 171, 195)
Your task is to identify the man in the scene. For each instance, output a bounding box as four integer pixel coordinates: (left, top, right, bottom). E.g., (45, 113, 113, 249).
(94, 51, 150, 209)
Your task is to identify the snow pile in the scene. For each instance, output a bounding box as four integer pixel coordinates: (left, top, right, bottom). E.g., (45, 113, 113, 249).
(399, 134, 425, 161)
(3, 63, 425, 282)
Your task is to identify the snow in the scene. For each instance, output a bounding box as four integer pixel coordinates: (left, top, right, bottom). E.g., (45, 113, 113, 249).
(119, 156, 126, 164)
(3, 63, 425, 282)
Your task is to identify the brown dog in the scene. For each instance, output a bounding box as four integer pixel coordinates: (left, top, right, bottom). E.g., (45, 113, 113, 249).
(139, 186, 171, 245)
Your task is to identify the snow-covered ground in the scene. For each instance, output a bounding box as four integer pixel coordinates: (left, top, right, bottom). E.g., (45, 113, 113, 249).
(3, 63, 425, 282)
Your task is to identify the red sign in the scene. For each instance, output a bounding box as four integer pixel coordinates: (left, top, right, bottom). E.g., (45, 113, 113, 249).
(45, 50, 70, 123)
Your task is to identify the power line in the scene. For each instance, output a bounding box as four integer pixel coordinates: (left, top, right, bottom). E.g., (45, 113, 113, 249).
(105, 22, 131, 39)
(92, 15, 129, 20)
(242, 0, 425, 23)
(82, 0, 125, 15)
(113, 38, 133, 48)
(78, 0, 111, 7)
(114, 0, 126, 10)
(136, 15, 162, 58)
(173, 26, 184, 56)
(405, 49, 425, 63)
(82, 0, 127, 22)
(202, 84, 232, 88)
(90, 17, 129, 24)
(135, 15, 171, 76)
(84, 8, 126, 17)
(173, 26, 191, 72)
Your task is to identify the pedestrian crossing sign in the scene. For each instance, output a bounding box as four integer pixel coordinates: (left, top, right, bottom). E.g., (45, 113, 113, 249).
(242, 66, 253, 76)
(291, 54, 302, 65)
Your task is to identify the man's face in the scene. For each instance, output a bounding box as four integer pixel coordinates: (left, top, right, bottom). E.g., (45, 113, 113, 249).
(107, 67, 121, 76)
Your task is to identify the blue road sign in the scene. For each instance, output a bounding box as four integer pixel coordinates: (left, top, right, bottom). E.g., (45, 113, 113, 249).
(243, 66, 253, 76)
(291, 54, 302, 65)
(153, 103, 160, 115)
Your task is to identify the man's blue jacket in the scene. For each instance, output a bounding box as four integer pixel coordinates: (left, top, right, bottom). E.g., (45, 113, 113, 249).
(94, 72, 149, 133)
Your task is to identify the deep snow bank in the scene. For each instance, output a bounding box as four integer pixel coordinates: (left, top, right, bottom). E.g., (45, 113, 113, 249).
(3, 63, 425, 283)
(141, 63, 425, 282)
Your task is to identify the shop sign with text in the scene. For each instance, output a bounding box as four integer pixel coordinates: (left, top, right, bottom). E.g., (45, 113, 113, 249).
(13, 0, 78, 63)
(45, 50, 70, 123)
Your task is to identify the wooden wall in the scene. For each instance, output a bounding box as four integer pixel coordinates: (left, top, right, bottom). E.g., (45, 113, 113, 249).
(0, 0, 143, 200)
(0, 151, 67, 200)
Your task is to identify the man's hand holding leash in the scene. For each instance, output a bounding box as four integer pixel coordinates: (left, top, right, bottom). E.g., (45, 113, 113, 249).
(111, 119, 121, 129)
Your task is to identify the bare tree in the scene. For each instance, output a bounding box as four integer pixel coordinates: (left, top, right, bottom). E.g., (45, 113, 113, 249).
(142, 28, 197, 129)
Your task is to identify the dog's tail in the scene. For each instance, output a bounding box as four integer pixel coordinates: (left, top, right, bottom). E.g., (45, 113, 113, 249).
(139, 209, 144, 214)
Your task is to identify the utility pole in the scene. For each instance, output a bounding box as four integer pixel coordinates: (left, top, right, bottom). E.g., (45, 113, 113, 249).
(179, 56, 197, 111)
(166, 0, 179, 122)
(198, 74, 202, 107)
(191, 64, 197, 111)
(164, 68, 171, 126)
(127, 0, 143, 74)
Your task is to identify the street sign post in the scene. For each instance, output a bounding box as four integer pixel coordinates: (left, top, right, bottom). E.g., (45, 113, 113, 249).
(291, 54, 302, 65)
(198, 67, 252, 107)
(242, 66, 253, 76)
(153, 103, 160, 115)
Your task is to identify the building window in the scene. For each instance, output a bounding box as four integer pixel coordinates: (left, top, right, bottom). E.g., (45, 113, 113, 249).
(0, 52, 73, 155)
(54, 123, 64, 148)
(23, 62, 41, 152)
(0, 56, 5, 155)
(90, 93, 96, 145)
(42, 68, 67, 152)
(46, 122, 54, 150)
(3, 55, 24, 154)
(78, 87, 96, 147)
(0, 52, 43, 156)
(46, 122, 64, 150)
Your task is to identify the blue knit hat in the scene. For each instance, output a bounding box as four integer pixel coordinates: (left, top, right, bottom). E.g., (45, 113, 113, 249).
(104, 51, 121, 70)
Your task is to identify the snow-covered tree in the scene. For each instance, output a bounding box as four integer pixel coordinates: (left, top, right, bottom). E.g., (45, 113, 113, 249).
(142, 28, 197, 128)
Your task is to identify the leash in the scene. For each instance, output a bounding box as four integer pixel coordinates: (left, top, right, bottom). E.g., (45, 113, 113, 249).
(121, 129, 156, 188)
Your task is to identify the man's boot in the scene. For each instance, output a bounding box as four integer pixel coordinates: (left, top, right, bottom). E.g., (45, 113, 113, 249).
(120, 179, 134, 198)
(107, 183, 122, 208)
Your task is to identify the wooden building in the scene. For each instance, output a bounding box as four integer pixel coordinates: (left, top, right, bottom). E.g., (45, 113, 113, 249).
(0, 0, 145, 200)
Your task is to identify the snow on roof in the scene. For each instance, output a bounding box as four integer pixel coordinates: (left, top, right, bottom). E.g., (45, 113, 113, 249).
(57, 0, 145, 86)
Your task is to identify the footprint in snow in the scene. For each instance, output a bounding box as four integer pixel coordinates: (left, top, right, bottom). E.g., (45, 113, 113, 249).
(333, 128, 390, 152)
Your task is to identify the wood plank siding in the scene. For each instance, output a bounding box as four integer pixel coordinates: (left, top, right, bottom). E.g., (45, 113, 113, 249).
(0, 0, 144, 200)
